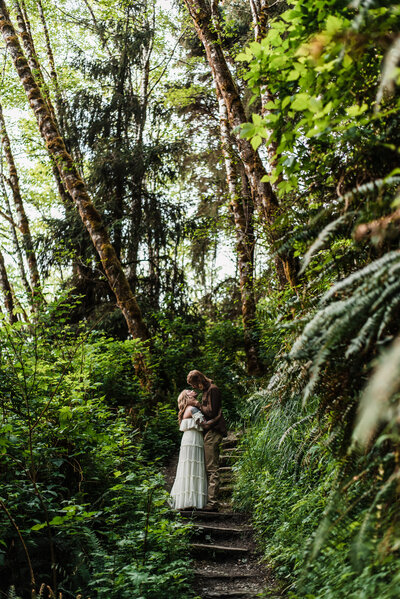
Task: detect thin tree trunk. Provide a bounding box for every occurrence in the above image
[36,0,59,95]
[0,101,42,296]
[182,0,278,223]
[249,0,281,179]
[0,1,149,340]
[249,0,298,287]
[0,248,17,323]
[127,15,153,289]
[182,0,297,287]
[0,499,36,598]
[217,88,262,375]
[15,0,56,122]
[36,0,85,175]
[0,171,32,297]
[17,0,77,205]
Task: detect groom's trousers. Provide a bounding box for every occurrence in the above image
[204,429,223,506]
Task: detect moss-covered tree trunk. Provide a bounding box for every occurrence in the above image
[0,101,42,297]
[0,249,17,323]
[0,176,32,298]
[183,0,277,220]
[0,1,149,341]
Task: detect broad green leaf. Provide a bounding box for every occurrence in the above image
[251,135,262,150]
[291,93,310,111]
[345,103,368,117]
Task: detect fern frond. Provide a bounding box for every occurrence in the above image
[290,300,348,359]
[377,294,400,340]
[370,274,400,313]
[299,213,355,275]
[345,307,386,359]
[352,469,400,564]
[322,250,400,304]
[353,335,400,446]
[278,412,316,448]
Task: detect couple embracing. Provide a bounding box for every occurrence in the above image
[170,370,227,511]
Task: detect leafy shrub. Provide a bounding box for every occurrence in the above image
[0,300,193,598]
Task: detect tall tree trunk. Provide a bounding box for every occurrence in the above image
[17,0,78,204]
[249,0,280,182]
[183,0,297,287]
[15,0,56,122]
[0,173,32,297]
[127,16,153,289]
[248,0,298,288]
[182,0,278,222]
[0,101,42,296]
[36,0,59,97]
[217,88,262,375]
[0,0,149,341]
[33,0,92,290]
[0,248,17,323]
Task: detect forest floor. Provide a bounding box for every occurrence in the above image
[164,432,285,599]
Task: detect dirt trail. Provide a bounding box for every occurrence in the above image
[165,432,283,598]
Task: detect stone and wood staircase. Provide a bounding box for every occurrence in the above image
[179,433,281,599]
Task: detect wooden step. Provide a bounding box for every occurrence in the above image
[192,524,251,540]
[219,484,234,496]
[197,590,261,599]
[190,542,249,558]
[194,570,253,579]
[194,524,248,534]
[221,438,239,449]
[220,474,234,484]
[180,509,250,526]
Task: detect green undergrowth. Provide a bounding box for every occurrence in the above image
[0,295,249,598]
[0,299,197,599]
[234,389,400,599]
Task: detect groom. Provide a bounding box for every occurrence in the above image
[186,370,227,511]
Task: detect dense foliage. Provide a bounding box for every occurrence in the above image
[0,293,248,597]
[0,0,400,597]
[233,1,400,598]
[0,299,189,598]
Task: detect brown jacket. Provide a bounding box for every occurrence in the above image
[200,383,227,437]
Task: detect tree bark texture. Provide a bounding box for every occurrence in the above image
[183,0,297,288]
[36,0,59,93]
[0,248,18,323]
[127,21,153,289]
[0,174,32,297]
[182,0,279,224]
[0,1,149,341]
[0,101,42,295]
[16,1,75,210]
[217,90,262,375]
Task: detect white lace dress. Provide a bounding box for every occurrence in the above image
[169,412,208,509]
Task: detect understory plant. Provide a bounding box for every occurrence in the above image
[234,1,400,596]
[0,298,192,599]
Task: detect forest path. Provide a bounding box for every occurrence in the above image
[167,432,283,599]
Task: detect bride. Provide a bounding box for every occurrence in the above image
[169,389,220,510]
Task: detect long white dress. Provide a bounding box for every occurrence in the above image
[169,411,208,509]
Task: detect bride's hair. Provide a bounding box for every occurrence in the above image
[177,389,191,424]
